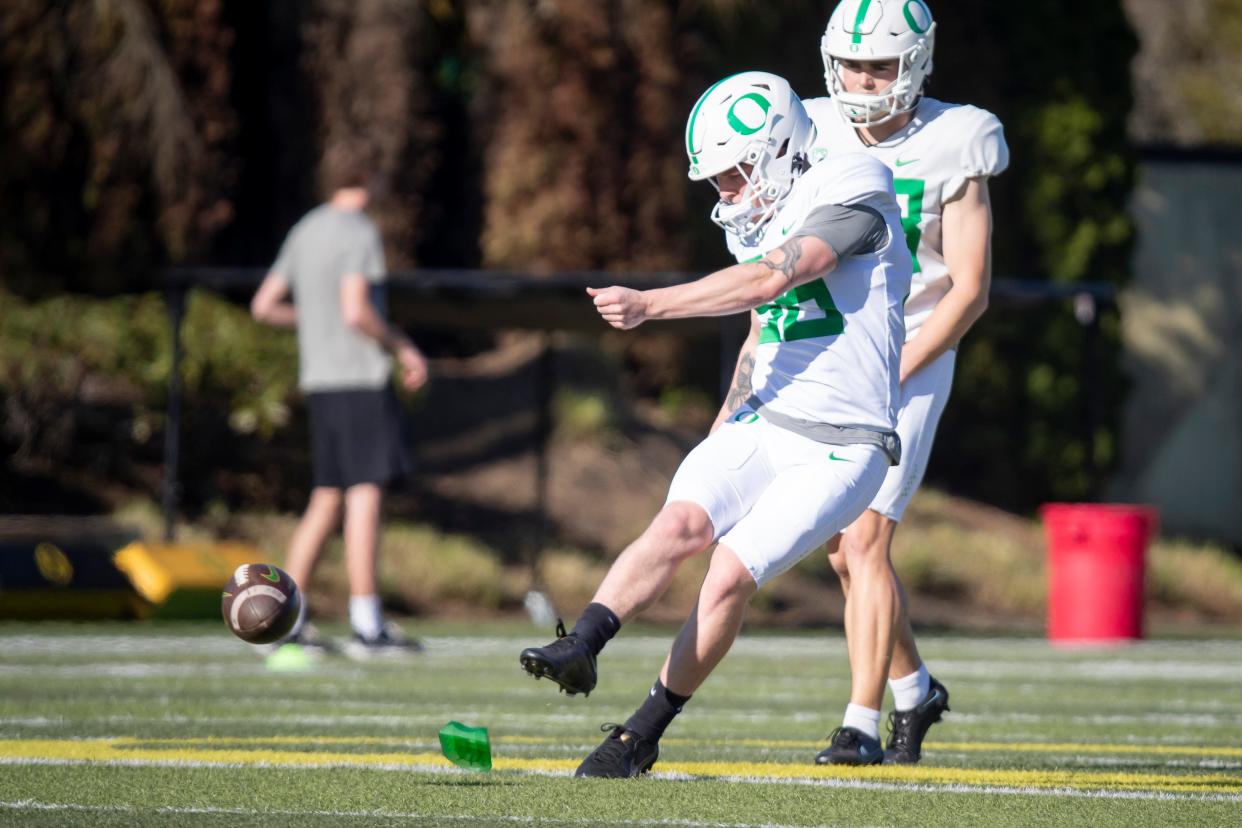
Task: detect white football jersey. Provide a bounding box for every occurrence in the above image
[725,153,911,432]
[803,97,1009,341]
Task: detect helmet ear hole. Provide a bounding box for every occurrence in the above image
[775,138,790,159]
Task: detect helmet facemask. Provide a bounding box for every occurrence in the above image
[707,138,807,242]
[823,32,934,127]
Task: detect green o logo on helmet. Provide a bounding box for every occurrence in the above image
[903,0,932,34]
[726,93,771,136]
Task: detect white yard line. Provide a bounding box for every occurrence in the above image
[0,800,861,828]
[703,773,1242,803]
[3,709,1240,741]
[947,711,1242,726]
[0,712,608,728]
[1,756,1239,804]
[2,633,1239,659]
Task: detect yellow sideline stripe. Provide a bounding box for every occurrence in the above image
[501,736,1242,760]
[928,741,1242,759]
[75,734,1242,760]
[1,739,1240,795]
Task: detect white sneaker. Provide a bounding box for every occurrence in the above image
[258,622,336,659]
[341,621,423,660]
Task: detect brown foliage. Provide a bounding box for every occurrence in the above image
[300,0,440,269]
[0,0,236,292]
[1125,0,1242,144]
[471,0,688,270]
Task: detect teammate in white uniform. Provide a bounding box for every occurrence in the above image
[517,71,912,777]
[776,0,1008,764]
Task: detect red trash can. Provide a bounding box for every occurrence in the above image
[1039,503,1158,644]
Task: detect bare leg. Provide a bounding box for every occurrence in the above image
[828,519,923,683]
[592,501,716,622]
[659,545,757,696]
[825,533,850,659]
[889,574,922,678]
[825,534,849,596]
[343,482,383,597]
[285,487,344,591]
[840,510,902,710]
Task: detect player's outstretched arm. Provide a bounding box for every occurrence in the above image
[586,235,839,330]
[898,177,993,383]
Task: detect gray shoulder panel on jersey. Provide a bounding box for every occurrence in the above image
[794,204,888,258]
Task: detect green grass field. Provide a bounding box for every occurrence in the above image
[1,621,1239,827]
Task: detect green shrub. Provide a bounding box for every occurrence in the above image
[380,523,506,609]
[0,286,299,438]
[536,549,610,614]
[552,388,616,438]
[1149,539,1242,619]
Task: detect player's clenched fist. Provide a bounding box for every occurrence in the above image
[587,286,650,330]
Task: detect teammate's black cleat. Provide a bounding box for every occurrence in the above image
[815,726,884,766]
[885,676,950,764]
[574,724,659,778]
[519,620,597,696]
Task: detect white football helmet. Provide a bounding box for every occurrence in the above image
[821,0,936,128]
[685,71,813,242]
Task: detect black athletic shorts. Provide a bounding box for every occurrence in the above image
[306,386,412,489]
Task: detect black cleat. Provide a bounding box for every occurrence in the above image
[815,726,884,766]
[341,621,424,661]
[885,676,950,765]
[574,724,659,778]
[519,620,597,696]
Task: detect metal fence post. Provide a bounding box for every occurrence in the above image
[161,281,186,542]
[522,331,558,624]
[1074,292,1101,478]
[534,332,553,556]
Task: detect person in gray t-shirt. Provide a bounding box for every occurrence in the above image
[251,144,428,659]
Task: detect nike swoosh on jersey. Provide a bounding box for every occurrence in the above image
[894,157,919,167]
[828,451,853,462]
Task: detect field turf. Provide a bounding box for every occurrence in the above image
[1,621,1239,826]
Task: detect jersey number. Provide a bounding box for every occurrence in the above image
[893,178,925,274]
[757,280,843,344]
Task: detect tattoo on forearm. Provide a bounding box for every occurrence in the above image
[724,351,756,411]
[760,238,803,285]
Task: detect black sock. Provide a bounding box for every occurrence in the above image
[570,602,621,656]
[623,679,691,742]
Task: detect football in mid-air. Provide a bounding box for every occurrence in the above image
[221,563,300,644]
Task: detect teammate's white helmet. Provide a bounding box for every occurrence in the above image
[685,71,814,242]
[821,0,936,128]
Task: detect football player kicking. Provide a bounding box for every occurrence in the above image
[778,0,1009,765]
[518,71,912,778]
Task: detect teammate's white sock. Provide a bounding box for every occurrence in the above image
[889,665,931,712]
[842,704,882,741]
[349,594,384,640]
